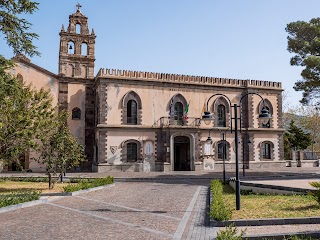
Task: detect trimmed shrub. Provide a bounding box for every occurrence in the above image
[210,179,232,221]
[0,191,40,208]
[63,176,114,192]
[0,177,49,182]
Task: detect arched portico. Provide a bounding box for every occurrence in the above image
[170,132,195,171]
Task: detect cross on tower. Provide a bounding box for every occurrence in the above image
[76,3,82,11]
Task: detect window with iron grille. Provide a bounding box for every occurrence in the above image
[127,100,137,124]
[217,104,226,127]
[127,142,138,161]
[174,102,183,124]
[218,142,227,159]
[262,143,271,159]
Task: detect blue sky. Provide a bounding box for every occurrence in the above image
[2,0,320,107]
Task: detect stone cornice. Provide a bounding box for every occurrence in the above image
[96,68,282,90]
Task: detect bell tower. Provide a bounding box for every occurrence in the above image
[59,4,96,79]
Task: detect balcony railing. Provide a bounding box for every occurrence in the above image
[156,117,201,127]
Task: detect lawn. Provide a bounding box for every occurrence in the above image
[0,181,72,194]
[223,185,320,219]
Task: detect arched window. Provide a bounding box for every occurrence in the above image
[217,142,227,160]
[174,102,184,125]
[122,91,142,125]
[72,107,81,120]
[81,43,87,56]
[262,142,271,159]
[68,41,75,54]
[217,104,226,127]
[127,100,137,124]
[76,24,81,34]
[213,97,230,127]
[127,142,138,162]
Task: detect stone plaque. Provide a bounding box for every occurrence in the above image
[145,141,153,156]
[204,143,211,156]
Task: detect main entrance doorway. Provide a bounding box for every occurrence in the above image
[174,136,190,171]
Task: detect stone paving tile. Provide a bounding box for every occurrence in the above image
[0,179,206,240]
[185,186,216,240]
[0,204,171,240]
[74,180,200,219]
[51,196,180,234]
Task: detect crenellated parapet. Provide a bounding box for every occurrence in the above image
[97,68,282,89]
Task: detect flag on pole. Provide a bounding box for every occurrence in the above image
[184,101,190,121]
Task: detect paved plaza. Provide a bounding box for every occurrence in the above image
[1,168,320,239]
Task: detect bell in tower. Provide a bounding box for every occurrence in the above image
[58,4,96,79]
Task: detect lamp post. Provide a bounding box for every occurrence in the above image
[202,93,272,210]
[242,136,251,177]
[206,128,229,184]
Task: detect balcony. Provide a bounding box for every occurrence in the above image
[157,117,201,127]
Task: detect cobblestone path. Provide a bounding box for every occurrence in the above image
[0,179,212,240]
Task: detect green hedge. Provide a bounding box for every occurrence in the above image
[0,177,49,182]
[210,180,232,221]
[63,176,114,192]
[0,191,40,208]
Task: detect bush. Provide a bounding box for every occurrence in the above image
[216,224,246,240]
[0,191,40,208]
[309,181,320,204]
[0,177,49,182]
[210,180,232,221]
[63,176,114,192]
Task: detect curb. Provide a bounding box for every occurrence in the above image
[40,183,115,197]
[212,216,320,227]
[0,198,49,214]
[0,183,115,213]
[240,181,316,194]
[244,230,320,240]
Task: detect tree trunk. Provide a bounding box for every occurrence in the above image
[47,171,53,189]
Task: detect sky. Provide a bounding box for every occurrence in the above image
[2,0,320,107]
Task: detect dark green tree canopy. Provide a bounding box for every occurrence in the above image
[284,120,312,150]
[0,0,39,58]
[286,18,320,104]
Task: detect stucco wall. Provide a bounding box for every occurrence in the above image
[104,130,156,164]
[68,83,86,145]
[11,62,59,107]
[253,133,280,161]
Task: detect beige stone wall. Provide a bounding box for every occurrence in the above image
[104,83,280,127]
[105,130,156,164]
[11,63,59,107]
[253,133,280,161]
[252,95,278,128]
[68,83,86,145]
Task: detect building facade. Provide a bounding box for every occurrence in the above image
[9,7,284,172]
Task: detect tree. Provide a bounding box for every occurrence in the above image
[0,66,55,168]
[284,120,312,152]
[295,105,320,154]
[36,111,85,188]
[286,18,320,105]
[0,0,39,58]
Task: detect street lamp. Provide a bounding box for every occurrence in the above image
[202,93,272,210]
[206,128,229,184]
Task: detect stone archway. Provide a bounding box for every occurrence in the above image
[170,132,195,171]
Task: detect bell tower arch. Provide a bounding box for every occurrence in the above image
[59,4,96,79]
